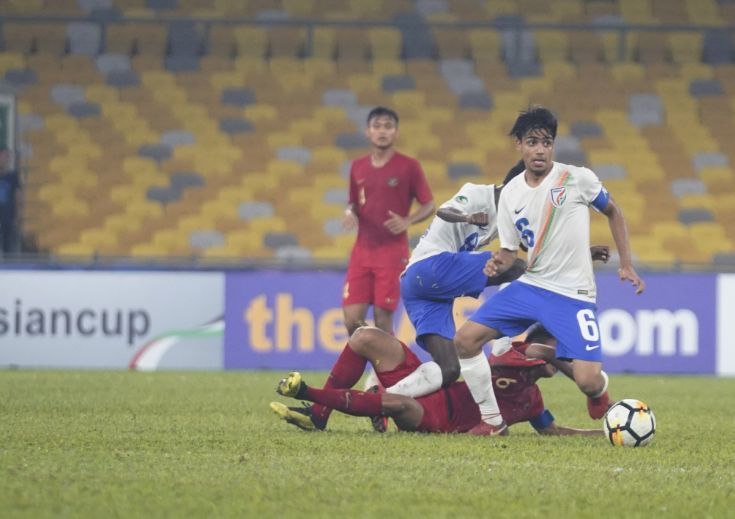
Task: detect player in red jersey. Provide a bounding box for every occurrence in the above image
[271,326,602,436]
[342,106,434,336]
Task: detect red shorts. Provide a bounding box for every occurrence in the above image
[415,382,482,433]
[375,342,423,388]
[342,263,403,311]
[375,344,482,433]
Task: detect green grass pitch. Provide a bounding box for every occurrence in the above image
[1,370,734,518]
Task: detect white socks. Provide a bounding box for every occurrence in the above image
[591,370,609,398]
[459,352,504,426]
[490,336,512,357]
[385,361,443,398]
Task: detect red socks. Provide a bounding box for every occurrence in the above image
[311,343,367,423]
[304,387,383,417]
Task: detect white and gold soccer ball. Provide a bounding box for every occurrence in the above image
[603,399,656,447]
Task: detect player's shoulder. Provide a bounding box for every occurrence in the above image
[446,182,493,205]
[557,161,597,179]
[459,182,494,194]
[352,154,371,166]
[499,174,525,197]
[393,151,422,168]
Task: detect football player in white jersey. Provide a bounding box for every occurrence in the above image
[377,163,526,436]
[454,106,645,434]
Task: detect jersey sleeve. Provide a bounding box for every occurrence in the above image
[410,159,434,204]
[577,167,610,211]
[439,183,478,212]
[497,187,520,251]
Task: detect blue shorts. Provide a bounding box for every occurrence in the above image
[469,281,603,362]
[401,251,491,348]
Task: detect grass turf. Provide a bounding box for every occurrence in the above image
[1,371,734,518]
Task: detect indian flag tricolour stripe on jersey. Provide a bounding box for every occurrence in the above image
[527,169,570,271]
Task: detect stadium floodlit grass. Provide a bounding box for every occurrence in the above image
[1,371,734,518]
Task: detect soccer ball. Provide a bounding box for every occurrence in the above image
[603,399,656,447]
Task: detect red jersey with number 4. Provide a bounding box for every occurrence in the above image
[349,152,433,267]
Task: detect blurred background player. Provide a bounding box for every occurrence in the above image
[271,326,602,437]
[455,106,646,430]
[341,106,434,336]
[0,148,20,255]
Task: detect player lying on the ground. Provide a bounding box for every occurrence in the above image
[271,326,602,436]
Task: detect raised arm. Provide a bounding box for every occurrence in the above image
[437,206,488,227]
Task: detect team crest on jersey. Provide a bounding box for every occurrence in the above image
[455,195,468,204]
[549,187,567,208]
[387,177,398,187]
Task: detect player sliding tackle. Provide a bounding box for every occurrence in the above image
[272,326,602,437]
[276,155,614,435]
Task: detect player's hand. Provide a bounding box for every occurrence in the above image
[343,210,358,231]
[466,211,488,227]
[384,210,409,234]
[618,264,645,295]
[590,245,610,263]
[483,255,504,277]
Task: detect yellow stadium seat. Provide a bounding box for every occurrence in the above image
[677,194,716,211]
[247,217,288,234]
[698,166,735,191]
[56,242,96,257]
[152,229,190,249]
[372,59,405,76]
[369,27,403,59]
[104,214,144,234]
[535,30,569,62]
[79,229,118,249]
[200,243,246,259]
[232,26,268,58]
[669,32,703,63]
[129,243,171,258]
[51,198,91,219]
[125,200,164,219]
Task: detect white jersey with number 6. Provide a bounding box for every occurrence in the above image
[497,162,608,302]
[406,183,498,269]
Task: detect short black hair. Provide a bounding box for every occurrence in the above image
[367,106,399,126]
[500,159,525,187]
[509,106,557,141]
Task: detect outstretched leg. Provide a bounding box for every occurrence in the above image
[276,372,425,431]
[278,326,411,431]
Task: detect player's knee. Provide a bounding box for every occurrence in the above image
[348,326,383,354]
[344,319,363,336]
[454,329,481,357]
[575,373,604,396]
[440,361,460,386]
